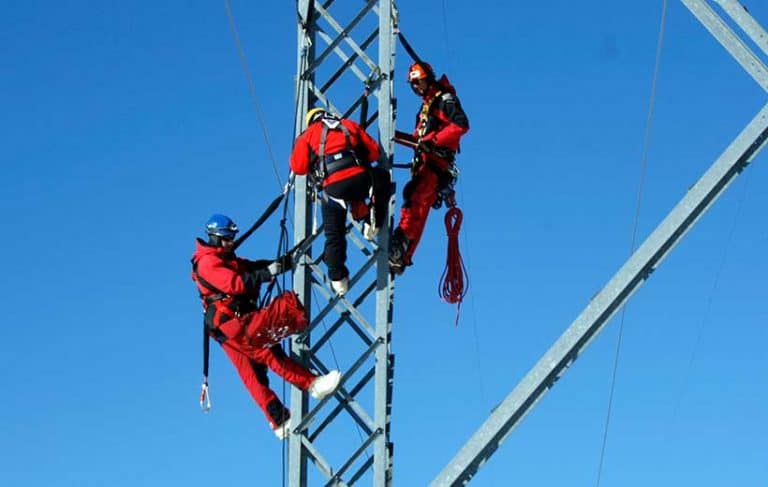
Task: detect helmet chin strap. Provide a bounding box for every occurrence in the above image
[208,235,224,247]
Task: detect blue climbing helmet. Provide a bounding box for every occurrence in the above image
[205,214,238,238]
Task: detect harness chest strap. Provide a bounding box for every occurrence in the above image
[417,89,443,138]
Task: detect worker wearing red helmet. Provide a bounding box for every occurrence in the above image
[191,214,341,439]
[389,62,470,274]
[290,108,391,295]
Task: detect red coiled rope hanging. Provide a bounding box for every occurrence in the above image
[439,206,469,326]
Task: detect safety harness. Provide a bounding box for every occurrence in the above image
[312,116,363,184]
[192,257,265,413]
[392,32,470,319]
[194,188,291,413]
[191,261,253,343]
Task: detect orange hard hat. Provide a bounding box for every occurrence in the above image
[407,62,434,83]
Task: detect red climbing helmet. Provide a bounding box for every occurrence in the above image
[407,62,434,83]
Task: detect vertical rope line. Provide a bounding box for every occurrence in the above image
[223,0,284,190]
[595,2,668,485]
[437,0,490,412]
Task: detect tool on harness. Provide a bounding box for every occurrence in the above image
[393,130,456,160]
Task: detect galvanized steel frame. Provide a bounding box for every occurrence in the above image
[431,1,768,485]
[290,1,397,486]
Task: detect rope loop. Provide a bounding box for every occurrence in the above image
[439,207,469,325]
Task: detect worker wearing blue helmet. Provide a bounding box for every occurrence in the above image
[192,214,341,439]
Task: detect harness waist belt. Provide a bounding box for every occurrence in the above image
[324,151,359,174]
[425,146,456,161]
[204,293,228,305]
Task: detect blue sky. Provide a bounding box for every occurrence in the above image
[2,1,767,486]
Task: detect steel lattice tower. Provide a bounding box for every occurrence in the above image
[288,1,397,485]
[429,1,768,484]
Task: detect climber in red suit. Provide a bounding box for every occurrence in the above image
[191,214,341,439]
[290,108,391,295]
[390,62,469,274]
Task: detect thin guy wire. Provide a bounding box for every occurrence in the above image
[595,2,668,486]
[438,0,491,412]
[671,176,749,423]
[223,0,284,190]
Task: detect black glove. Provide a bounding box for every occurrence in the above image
[277,253,294,271]
[418,139,438,154]
[245,259,272,271]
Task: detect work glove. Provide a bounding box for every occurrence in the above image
[267,260,282,276]
[267,254,294,276]
[418,139,438,154]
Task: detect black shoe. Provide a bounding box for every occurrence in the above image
[389,259,405,276]
[389,230,410,275]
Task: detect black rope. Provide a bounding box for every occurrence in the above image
[360,84,370,129]
[233,191,287,251]
[397,32,424,64]
[202,323,210,380]
[258,189,293,309]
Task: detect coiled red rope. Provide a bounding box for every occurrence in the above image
[439,206,469,326]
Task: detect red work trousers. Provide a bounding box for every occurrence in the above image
[213,291,315,429]
[397,162,441,264]
[221,341,315,428]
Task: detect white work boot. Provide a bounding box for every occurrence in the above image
[331,277,349,296]
[362,222,379,241]
[310,370,341,400]
[273,418,291,440]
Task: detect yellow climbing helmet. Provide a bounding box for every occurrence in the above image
[305,107,327,127]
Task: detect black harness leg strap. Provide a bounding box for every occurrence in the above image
[200,310,212,412]
[203,323,210,380]
[192,261,239,407]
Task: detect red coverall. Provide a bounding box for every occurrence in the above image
[290,115,391,280]
[191,238,315,429]
[395,75,469,266]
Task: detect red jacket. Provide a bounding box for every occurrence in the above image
[191,239,274,325]
[290,117,381,186]
[414,75,469,154]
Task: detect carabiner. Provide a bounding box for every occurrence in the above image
[199,381,212,413]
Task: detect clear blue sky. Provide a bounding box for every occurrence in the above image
[3,1,767,486]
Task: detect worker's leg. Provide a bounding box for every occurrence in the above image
[394,167,439,265]
[221,342,289,429]
[370,167,392,228]
[320,197,349,281]
[323,174,370,280]
[251,344,316,392]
